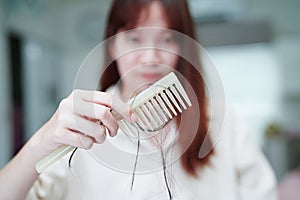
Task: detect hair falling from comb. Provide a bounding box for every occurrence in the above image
[130,130,140,191]
[125,85,173,198]
[152,124,175,200]
[160,146,173,199]
[129,129,173,200]
[68,147,78,168]
[67,133,175,200]
[67,130,173,200]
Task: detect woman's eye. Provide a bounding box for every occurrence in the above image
[128,36,140,43]
[161,35,175,44]
[163,37,172,43]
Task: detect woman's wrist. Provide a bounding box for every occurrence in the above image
[27,122,59,161]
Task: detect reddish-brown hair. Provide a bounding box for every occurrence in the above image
[100,0,213,176]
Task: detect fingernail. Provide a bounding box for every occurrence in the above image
[130,113,137,122]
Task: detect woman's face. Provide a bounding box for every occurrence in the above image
[109,1,179,99]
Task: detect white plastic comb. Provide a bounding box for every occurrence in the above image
[35,72,191,173]
[117,72,192,137]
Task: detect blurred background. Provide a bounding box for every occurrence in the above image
[0,0,299,196]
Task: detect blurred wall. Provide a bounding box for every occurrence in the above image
[245,0,300,129]
[5,0,109,142]
[0,0,11,168]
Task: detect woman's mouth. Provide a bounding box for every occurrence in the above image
[140,73,161,81]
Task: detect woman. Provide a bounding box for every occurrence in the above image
[0,0,277,199]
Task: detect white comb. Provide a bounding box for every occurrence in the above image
[116,72,191,137]
[35,72,191,173]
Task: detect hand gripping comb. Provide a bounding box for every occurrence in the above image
[35,72,191,173]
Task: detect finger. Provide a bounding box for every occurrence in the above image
[60,129,94,149]
[72,89,113,107]
[98,124,107,143]
[73,100,119,136]
[63,114,108,143]
[72,90,135,122]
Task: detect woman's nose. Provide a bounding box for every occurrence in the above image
[139,48,161,64]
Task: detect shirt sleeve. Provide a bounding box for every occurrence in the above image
[232,113,279,200]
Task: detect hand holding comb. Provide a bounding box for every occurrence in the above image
[35,72,192,173]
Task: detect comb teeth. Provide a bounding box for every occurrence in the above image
[118,72,192,136]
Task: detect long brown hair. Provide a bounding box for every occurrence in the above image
[100,0,213,176]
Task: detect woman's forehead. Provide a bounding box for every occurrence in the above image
[125,28,174,35]
[132,1,170,28]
